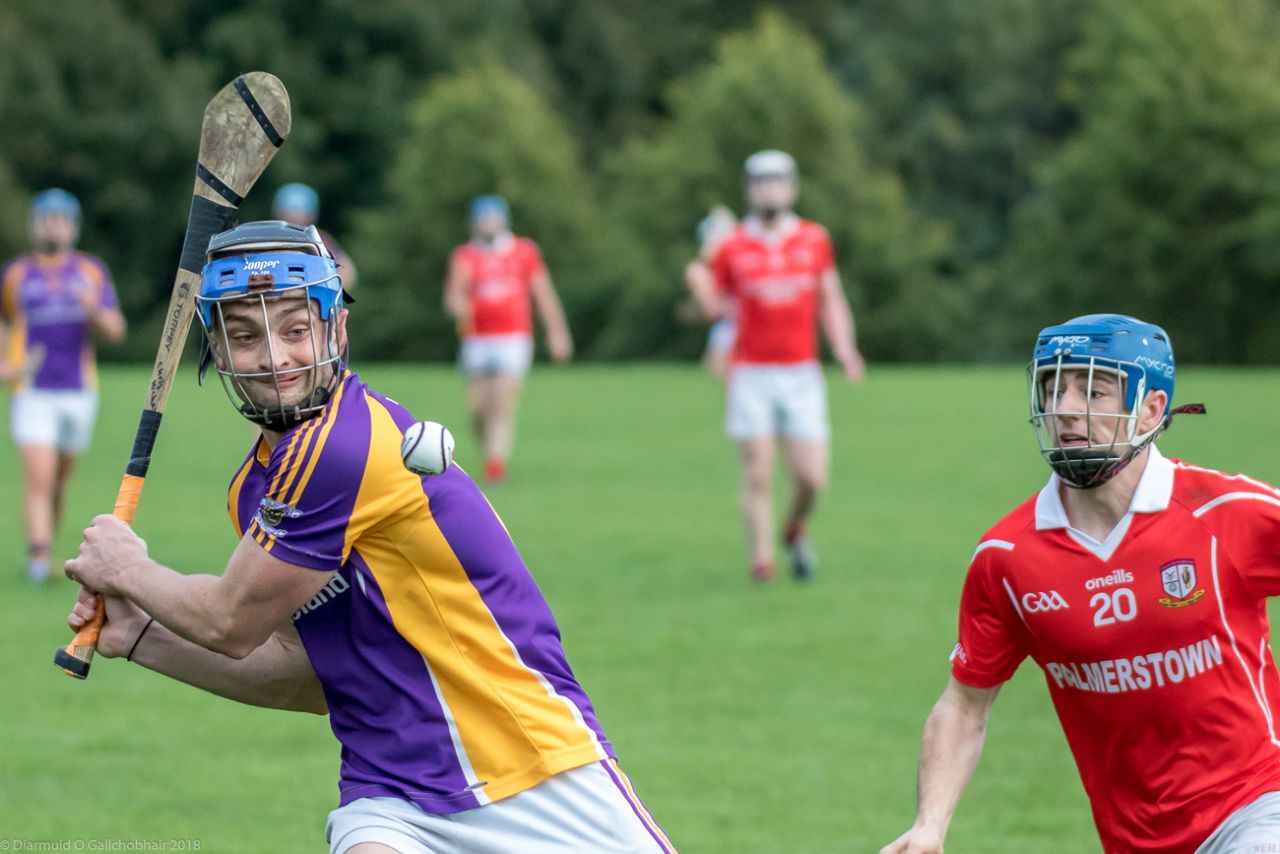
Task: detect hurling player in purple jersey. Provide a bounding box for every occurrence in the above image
[1,189,125,582]
[64,221,674,854]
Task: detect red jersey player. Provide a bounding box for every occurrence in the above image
[444,195,572,483]
[710,151,864,582]
[882,314,1280,854]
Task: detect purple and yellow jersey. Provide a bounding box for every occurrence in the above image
[1,251,118,391]
[226,372,613,813]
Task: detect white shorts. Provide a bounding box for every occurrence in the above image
[460,334,533,378]
[1196,790,1280,853]
[10,388,99,453]
[326,760,675,854]
[725,362,829,441]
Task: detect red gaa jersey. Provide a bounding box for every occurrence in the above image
[711,215,835,365]
[952,447,1280,853]
[451,234,545,337]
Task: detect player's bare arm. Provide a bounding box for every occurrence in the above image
[67,587,326,714]
[65,514,337,659]
[683,258,726,321]
[881,678,1001,854]
[531,269,573,363]
[818,269,863,382]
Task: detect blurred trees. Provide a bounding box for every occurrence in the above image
[3,0,1280,363]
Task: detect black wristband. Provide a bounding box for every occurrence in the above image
[126,617,156,662]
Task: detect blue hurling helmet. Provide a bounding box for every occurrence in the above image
[30,188,82,224]
[1028,314,1201,489]
[197,221,345,431]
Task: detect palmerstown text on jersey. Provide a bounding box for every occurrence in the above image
[1044,636,1223,694]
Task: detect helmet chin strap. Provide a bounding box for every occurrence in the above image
[1053,403,1207,490]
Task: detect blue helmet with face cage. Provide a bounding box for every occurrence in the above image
[196,221,346,431]
[1028,314,1201,489]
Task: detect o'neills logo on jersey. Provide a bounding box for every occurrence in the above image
[1158,559,1206,608]
[292,574,350,622]
[1085,569,1134,590]
[1045,636,1223,694]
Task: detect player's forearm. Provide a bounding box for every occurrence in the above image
[115,561,264,658]
[94,308,127,343]
[130,622,327,714]
[533,282,570,340]
[684,261,722,319]
[912,690,991,836]
[820,288,858,361]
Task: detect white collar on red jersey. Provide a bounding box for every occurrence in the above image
[743,213,800,243]
[1034,446,1173,561]
[471,231,515,253]
[1035,445,1174,532]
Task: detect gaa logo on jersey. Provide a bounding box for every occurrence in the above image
[1157,559,1206,608]
[256,496,301,537]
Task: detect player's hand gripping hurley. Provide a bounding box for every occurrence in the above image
[54,72,292,678]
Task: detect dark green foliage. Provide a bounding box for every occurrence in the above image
[4,0,1280,363]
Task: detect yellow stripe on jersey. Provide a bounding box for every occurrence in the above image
[261,376,348,554]
[283,376,348,508]
[226,439,265,539]
[353,398,605,802]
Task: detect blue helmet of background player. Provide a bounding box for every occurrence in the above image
[469,195,510,224]
[273,183,319,220]
[1028,313,1201,489]
[196,220,345,431]
[30,188,82,225]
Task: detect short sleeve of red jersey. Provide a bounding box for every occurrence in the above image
[520,239,546,280]
[810,224,835,274]
[710,241,734,295]
[951,541,1030,688]
[1203,487,1280,599]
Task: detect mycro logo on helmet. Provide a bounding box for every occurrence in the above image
[1135,356,1174,378]
[244,259,279,271]
[1047,335,1091,346]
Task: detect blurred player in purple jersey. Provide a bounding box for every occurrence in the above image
[274,182,360,290]
[1,190,126,582]
[64,221,674,854]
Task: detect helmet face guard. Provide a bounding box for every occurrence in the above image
[196,222,345,432]
[1028,355,1156,489]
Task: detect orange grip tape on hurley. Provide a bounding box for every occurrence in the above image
[55,473,147,679]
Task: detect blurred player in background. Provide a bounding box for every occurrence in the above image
[683,205,738,380]
[444,195,572,484]
[65,221,674,854]
[1,189,125,582]
[710,151,864,583]
[882,314,1280,854]
[273,182,359,289]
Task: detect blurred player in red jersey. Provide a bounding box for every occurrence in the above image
[683,205,737,380]
[1,190,126,582]
[273,183,359,290]
[444,195,572,484]
[710,151,864,582]
[883,314,1280,854]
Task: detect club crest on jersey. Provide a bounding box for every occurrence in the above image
[256,496,301,537]
[1158,559,1206,608]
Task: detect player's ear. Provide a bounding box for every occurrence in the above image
[1141,389,1168,432]
[333,308,349,356]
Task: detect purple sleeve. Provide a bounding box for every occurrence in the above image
[249,399,373,571]
[88,256,119,310]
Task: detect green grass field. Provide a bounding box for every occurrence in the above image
[2,363,1274,852]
